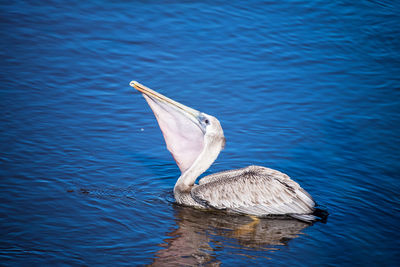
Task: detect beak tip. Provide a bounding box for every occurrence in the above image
[130,80,138,88]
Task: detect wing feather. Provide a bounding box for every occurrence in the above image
[192,166,315,216]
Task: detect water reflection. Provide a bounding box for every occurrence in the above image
[150,206,311,266]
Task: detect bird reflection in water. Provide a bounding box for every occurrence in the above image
[150,205,311,266]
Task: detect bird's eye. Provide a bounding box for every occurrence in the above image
[205,119,209,124]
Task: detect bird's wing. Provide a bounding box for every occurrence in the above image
[198,165,290,185]
[192,166,315,216]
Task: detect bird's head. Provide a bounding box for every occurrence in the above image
[130,81,225,176]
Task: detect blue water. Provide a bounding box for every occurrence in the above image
[1,1,400,266]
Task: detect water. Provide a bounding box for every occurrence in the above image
[1,1,399,266]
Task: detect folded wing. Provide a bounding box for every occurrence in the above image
[192,166,315,216]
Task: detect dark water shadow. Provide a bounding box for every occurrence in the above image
[150,205,312,266]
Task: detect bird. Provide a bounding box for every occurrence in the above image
[131,81,322,222]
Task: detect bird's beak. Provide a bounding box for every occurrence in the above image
[130,81,202,125]
[130,81,208,173]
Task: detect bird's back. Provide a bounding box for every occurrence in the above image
[192,166,316,220]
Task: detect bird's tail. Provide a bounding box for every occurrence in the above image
[290,208,329,223]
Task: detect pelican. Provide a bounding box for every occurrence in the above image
[131,81,321,222]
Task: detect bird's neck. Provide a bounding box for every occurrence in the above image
[174,137,221,198]
[175,165,203,190]
[173,170,200,205]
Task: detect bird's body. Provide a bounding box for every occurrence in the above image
[189,166,314,215]
[131,81,319,222]
[175,165,315,221]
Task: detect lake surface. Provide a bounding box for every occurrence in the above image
[1,1,399,266]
